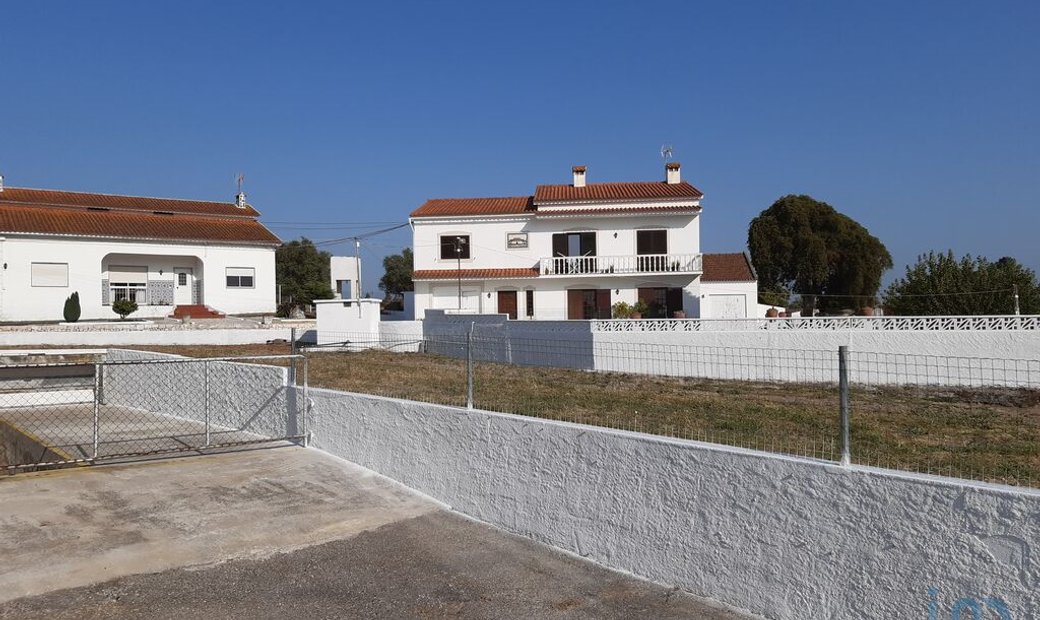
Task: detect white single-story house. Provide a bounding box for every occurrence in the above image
[0,180,280,322]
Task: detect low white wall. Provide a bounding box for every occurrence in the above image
[308,389,1039,620]
[421,314,1040,387]
[0,328,295,347]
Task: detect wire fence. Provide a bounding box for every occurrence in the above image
[306,329,1040,489]
[1,354,307,473]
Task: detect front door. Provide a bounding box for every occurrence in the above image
[497,290,517,320]
[174,268,194,305]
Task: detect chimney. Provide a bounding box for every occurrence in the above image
[572,165,587,188]
[666,162,681,185]
[0,174,4,192]
[235,191,246,208]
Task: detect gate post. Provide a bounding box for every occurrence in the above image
[92,362,101,460]
[839,346,851,466]
[466,322,474,409]
[204,360,211,447]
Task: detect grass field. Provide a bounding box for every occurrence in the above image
[132,343,1040,488]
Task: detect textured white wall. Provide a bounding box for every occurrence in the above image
[0,328,297,347]
[419,315,1040,387]
[307,389,1040,620]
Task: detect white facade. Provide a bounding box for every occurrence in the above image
[329,256,361,299]
[411,164,713,321]
[699,280,758,319]
[0,235,276,321]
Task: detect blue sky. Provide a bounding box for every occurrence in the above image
[2,1,1037,292]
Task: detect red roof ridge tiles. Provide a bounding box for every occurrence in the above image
[413,267,539,280]
[534,180,703,204]
[410,196,534,218]
[702,252,757,282]
[0,186,261,218]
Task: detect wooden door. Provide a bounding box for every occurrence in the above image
[497,290,518,320]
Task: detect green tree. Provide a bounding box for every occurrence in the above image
[379,248,414,298]
[111,299,138,320]
[276,238,335,316]
[883,251,1039,315]
[63,292,81,323]
[748,194,892,315]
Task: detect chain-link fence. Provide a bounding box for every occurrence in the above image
[1,354,307,473]
[306,329,1040,489]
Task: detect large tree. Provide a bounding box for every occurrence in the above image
[883,251,1038,315]
[748,194,892,314]
[275,238,334,315]
[379,248,414,298]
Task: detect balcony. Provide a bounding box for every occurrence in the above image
[538,253,703,277]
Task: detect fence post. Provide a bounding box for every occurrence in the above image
[466,322,474,409]
[839,345,851,466]
[92,362,101,460]
[204,360,211,447]
[302,356,310,446]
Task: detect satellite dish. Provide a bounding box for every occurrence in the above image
[660,145,674,160]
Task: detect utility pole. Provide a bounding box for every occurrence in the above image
[1014,284,1020,316]
[456,236,464,311]
[354,237,363,317]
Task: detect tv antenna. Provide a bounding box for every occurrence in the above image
[236,173,246,194]
[660,144,674,161]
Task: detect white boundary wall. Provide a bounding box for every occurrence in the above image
[308,389,1039,620]
[0,328,296,347]
[420,313,1040,387]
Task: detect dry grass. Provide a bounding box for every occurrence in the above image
[116,344,1040,487]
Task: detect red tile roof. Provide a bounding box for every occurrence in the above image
[413,267,539,280]
[534,181,703,204]
[702,252,757,282]
[536,206,700,217]
[0,187,262,218]
[0,188,280,245]
[410,196,534,218]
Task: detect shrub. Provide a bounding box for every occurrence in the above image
[63,292,81,323]
[633,300,650,316]
[611,301,633,319]
[111,299,138,320]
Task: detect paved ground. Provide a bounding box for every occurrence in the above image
[0,447,751,619]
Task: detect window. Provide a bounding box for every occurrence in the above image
[108,265,147,304]
[550,232,597,274]
[636,230,669,271]
[525,290,535,318]
[567,289,611,320]
[638,287,684,318]
[31,263,69,287]
[440,235,470,260]
[178,272,188,286]
[226,267,255,288]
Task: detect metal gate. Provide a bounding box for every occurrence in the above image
[0,354,308,473]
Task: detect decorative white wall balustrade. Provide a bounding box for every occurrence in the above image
[591,315,1040,332]
[538,253,702,277]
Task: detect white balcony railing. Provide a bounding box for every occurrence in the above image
[538,253,702,277]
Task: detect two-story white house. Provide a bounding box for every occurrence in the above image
[410,163,752,320]
[0,180,280,322]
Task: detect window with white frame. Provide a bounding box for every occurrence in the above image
[226,267,255,288]
[31,262,69,287]
[108,265,148,303]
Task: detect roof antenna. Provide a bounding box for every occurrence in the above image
[660,144,674,161]
[235,173,246,208]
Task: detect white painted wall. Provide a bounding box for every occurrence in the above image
[314,298,382,346]
[411,211,702,319]
[0,235,276,321]
[420,314,1040,388]
[700,280,758,319]
[0,328,297,347]
[308,389,1040,620]
[329,256,361,299]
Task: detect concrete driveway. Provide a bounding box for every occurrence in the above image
[0,447,751,619]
